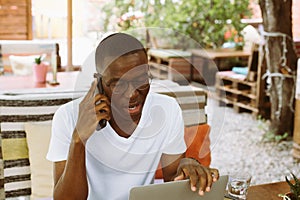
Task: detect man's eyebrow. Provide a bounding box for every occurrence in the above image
[105,70,148,84]
[109,74,145,82]
[105,77,120,85]
[134,73,148,79]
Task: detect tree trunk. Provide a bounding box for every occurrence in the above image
[259,0,298,135]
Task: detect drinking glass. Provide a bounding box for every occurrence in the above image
[227,171,252,200]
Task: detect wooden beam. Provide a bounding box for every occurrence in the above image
[66,0,73,71]
[27,0,32,39]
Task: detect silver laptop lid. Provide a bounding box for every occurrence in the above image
[129,175,228,200]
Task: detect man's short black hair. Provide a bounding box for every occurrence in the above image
[95,32,147,73]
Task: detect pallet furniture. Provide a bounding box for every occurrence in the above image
[215,71,260,115]
[147,49,194,83]
[190,48,251,85]
[215,40,300,117]
[214,44,269,117]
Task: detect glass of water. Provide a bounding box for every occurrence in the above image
[227,171,252,200]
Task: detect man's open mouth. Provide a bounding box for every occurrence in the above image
[128,102,142,115]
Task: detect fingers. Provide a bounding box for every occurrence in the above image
[95,106,111,121]
[83,78,98,101]
[177,158,219,196]
[173,172,185,181]
[196,167,210,195]
[185,166,206,195]
[94,93,110,106]
[196,168,219,195]
[210,168,220,182]
[174,168,198,192]
[96,112,111,122]
[188,168,198,192]
[94,93,111,122]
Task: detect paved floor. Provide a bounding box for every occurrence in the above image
[206,95,300,186]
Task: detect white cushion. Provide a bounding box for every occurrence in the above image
[25,121,54,200]
[9,54,43,75]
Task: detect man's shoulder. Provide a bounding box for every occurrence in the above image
[150,91,176,101]
[150,91,178,105]
[56,96,83,113]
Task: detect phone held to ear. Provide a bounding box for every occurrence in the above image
[94,73,107,131]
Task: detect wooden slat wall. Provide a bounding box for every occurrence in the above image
[0,0,32,40]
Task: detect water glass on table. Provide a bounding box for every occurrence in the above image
[227,171,252,200]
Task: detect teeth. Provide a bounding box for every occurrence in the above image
[129,105,137,110]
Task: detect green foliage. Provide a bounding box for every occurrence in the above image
[34,56,42,65]
[101,0,251,49]
[262,131,289,143]
[257,115,289,143]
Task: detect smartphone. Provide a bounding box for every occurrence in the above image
[94,73,107,130]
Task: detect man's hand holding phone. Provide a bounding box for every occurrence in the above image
[94,73,108,130]
[74,77,111,144]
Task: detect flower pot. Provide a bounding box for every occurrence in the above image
[32,62,48,83]
[281,192,296,200]
[235,42,244,51]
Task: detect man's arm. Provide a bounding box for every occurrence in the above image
[161,153,184,182]
[51,79,111,199]
[53,131,88,200]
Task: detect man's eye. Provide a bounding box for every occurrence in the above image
[136,76,148,82]
[114,81,125,87]
[137,80,147,84]
[110,82,118,87]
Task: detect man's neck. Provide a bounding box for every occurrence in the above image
[109,119,139,138]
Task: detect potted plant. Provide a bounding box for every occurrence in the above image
[279,173,300,200]
[32,55,48,83]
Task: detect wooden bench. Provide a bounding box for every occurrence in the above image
[0,40,61,75]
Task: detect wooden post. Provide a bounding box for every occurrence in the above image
[66,0,73,71]
[259,0,298,135]
[27,0,32,40]
[293,59,300,159]
[293,99,300,159]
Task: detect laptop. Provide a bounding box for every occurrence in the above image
[129,175,228,200]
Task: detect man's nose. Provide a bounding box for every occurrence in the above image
[123,82,139,98]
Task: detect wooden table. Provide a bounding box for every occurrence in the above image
[225,181,289,200]
[189,48,251,85]
[190,48,251,66]
[0,71,79,90]
[247,181,289,200]
[191,48,250,59]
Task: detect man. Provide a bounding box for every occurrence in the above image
[47,32,219,199]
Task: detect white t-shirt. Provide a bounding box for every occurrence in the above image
[47,92,186,200]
